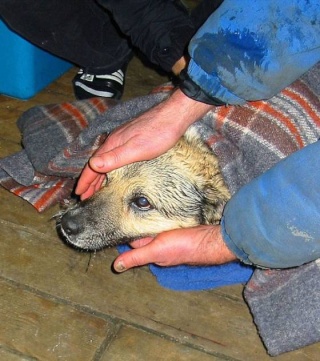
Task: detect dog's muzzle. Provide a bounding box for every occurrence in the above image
[60,211,83,238]
[56,209,83,247]
[55,201,123,251]
[55,201,98,250]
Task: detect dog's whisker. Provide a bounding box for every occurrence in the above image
[51,210,66,221]
[85,253,92,273]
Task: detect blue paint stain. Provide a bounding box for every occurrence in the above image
[193,28,267,76]
[187,0,320,103]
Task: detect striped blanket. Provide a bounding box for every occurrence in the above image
[0,64,319,355]
[0,69,319,211]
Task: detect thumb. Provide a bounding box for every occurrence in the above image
[89,143,148,174]
[89,148,122,173]
[113,240,159,273]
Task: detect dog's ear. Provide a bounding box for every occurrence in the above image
[200,185,230,224]
[185,128,230,224]
[181,127,231,224]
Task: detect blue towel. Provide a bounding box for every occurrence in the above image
[117,244,253,291]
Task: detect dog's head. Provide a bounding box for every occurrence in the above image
[56,127,230,251]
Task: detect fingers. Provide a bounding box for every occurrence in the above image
[75,164,106,199]
[76,131,151,198]
[76,133,166,198]
[129,237,154,248]
[113,238,163,273]
[79,174,105,200]
[113,226,238,273]
[112,229,192,273]
[90,142,148,173]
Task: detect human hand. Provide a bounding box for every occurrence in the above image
[113,225,237,273]
[75,89,214,200]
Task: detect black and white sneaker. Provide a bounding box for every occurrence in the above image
[72,68,125,100]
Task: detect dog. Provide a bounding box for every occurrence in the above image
[56,127,230,251]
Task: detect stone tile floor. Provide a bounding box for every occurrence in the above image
[0,57,319,361]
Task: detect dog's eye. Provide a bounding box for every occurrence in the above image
[132,196,153,211]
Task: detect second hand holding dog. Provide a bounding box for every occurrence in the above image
[75,89,236,271]
[113,225,237,273]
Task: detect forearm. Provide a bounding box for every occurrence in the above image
[185,0,320,105]
[221,141,320,268]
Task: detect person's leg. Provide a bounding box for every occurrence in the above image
[97,0,224,77]
[0,0,132,70]
[171,0,225,75]
[98,0,195,73]
[0,0,224,99]
[0,0,133,99]
[74,0,224,99]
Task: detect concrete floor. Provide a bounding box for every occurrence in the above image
[0,57,319,361]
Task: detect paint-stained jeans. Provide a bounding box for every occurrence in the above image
[187,0,320,104]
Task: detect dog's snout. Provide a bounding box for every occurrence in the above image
[61,212,83,236]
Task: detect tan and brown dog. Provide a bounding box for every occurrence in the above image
[56,127,230,251]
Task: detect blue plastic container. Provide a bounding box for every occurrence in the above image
[0,20,72,99]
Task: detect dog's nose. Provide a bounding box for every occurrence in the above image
[61,213,82,236]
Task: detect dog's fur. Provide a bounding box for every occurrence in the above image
[56,127,230,251]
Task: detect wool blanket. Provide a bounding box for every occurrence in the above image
[0,64,319,355]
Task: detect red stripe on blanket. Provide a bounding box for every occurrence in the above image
[88,97,110,113]
[282,88,320,127]
[150,83,175,94]
[215,106,234,131]
[33,180,65,210]
[250,101,304,148]
[62,103,89,129]
[12,186,29,197]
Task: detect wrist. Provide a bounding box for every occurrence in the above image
[163,88,215,132]
[179,69,226,106]
[208,225,237,264]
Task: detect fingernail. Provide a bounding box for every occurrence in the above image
[93,158,104,168]
[90,156,104,169]
[114,260,126,273]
